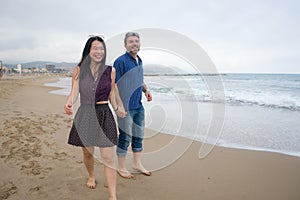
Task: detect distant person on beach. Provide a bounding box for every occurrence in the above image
[64,35,126,200]
[0,62,3,79]
[114,32,152,178]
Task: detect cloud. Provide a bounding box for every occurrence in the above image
[0,0,299,73]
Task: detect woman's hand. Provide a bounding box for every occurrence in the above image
[115,106,127,118]
[64,103,73,115]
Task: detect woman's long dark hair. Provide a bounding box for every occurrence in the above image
[78,36,107,79]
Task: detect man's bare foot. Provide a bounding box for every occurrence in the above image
[86,177,96,189]
[132,163,152,176]
[117,169,134,179]
[109,197,117,200]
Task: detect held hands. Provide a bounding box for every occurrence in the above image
[115,105,127,118]
[64,103,73,115]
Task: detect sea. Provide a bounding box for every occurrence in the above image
[45,73,300,157]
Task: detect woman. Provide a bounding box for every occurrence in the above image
[64,36,126,200]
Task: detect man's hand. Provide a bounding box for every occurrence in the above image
[145,91,152,102]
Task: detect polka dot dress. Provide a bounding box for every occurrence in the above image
[68,104,118,147]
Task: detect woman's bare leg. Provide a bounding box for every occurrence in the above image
[82,147,96,189]
[100,146,117,200]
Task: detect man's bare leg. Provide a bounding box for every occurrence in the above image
[132,152,151,176]
[117,156,134,178]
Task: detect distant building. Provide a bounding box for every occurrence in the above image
[17,64,22,74]
[40,68,48,73]
[46,64,55,72]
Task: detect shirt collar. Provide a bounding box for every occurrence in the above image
[125,51,141,62]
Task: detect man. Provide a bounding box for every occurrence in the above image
[114,32,152,178]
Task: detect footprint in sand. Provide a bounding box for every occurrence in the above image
[55,151,68,159]
[12,111,22,116]
[20,160,53,177]
[0,112,69,181]
[29,186,41,192]
[28,186,48,198]
[43,151,68,161]
[0,182,17,200]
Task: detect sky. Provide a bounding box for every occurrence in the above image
[0,0,299,73]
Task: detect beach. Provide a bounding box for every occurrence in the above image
[1,75,300,200]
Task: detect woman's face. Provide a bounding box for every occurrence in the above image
[89,40,105,64]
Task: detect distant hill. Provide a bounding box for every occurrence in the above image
[2,61,220,76]
[3,62,194,74]
[3,61,77,70]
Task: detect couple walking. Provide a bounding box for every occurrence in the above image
[64,32,152,200]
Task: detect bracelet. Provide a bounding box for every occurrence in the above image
[114,106,118,112]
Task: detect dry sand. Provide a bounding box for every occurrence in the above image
[0,75,300,200]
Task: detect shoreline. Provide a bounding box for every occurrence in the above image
[144,130,300,159]
[1,75,300,199]
[43,77,300,159]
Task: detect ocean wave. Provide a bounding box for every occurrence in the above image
[225,98,300,111]
[46,75,300,112]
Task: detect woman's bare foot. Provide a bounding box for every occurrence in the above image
[117,169,134,179]
[86,177,96,189]
[132,163,152,176]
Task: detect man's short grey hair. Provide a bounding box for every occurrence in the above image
[124,32,140,44]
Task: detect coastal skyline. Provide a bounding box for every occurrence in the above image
[0,0,299,73]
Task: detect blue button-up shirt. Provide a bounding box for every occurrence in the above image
[114,52,144,111]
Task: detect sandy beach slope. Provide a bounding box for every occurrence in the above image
[0,75,300,200]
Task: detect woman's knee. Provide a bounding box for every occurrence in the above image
[100,148,116,167]
[82,147,94,158]
[102,155,115,166]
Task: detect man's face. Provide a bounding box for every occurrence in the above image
[125,36,140,55]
